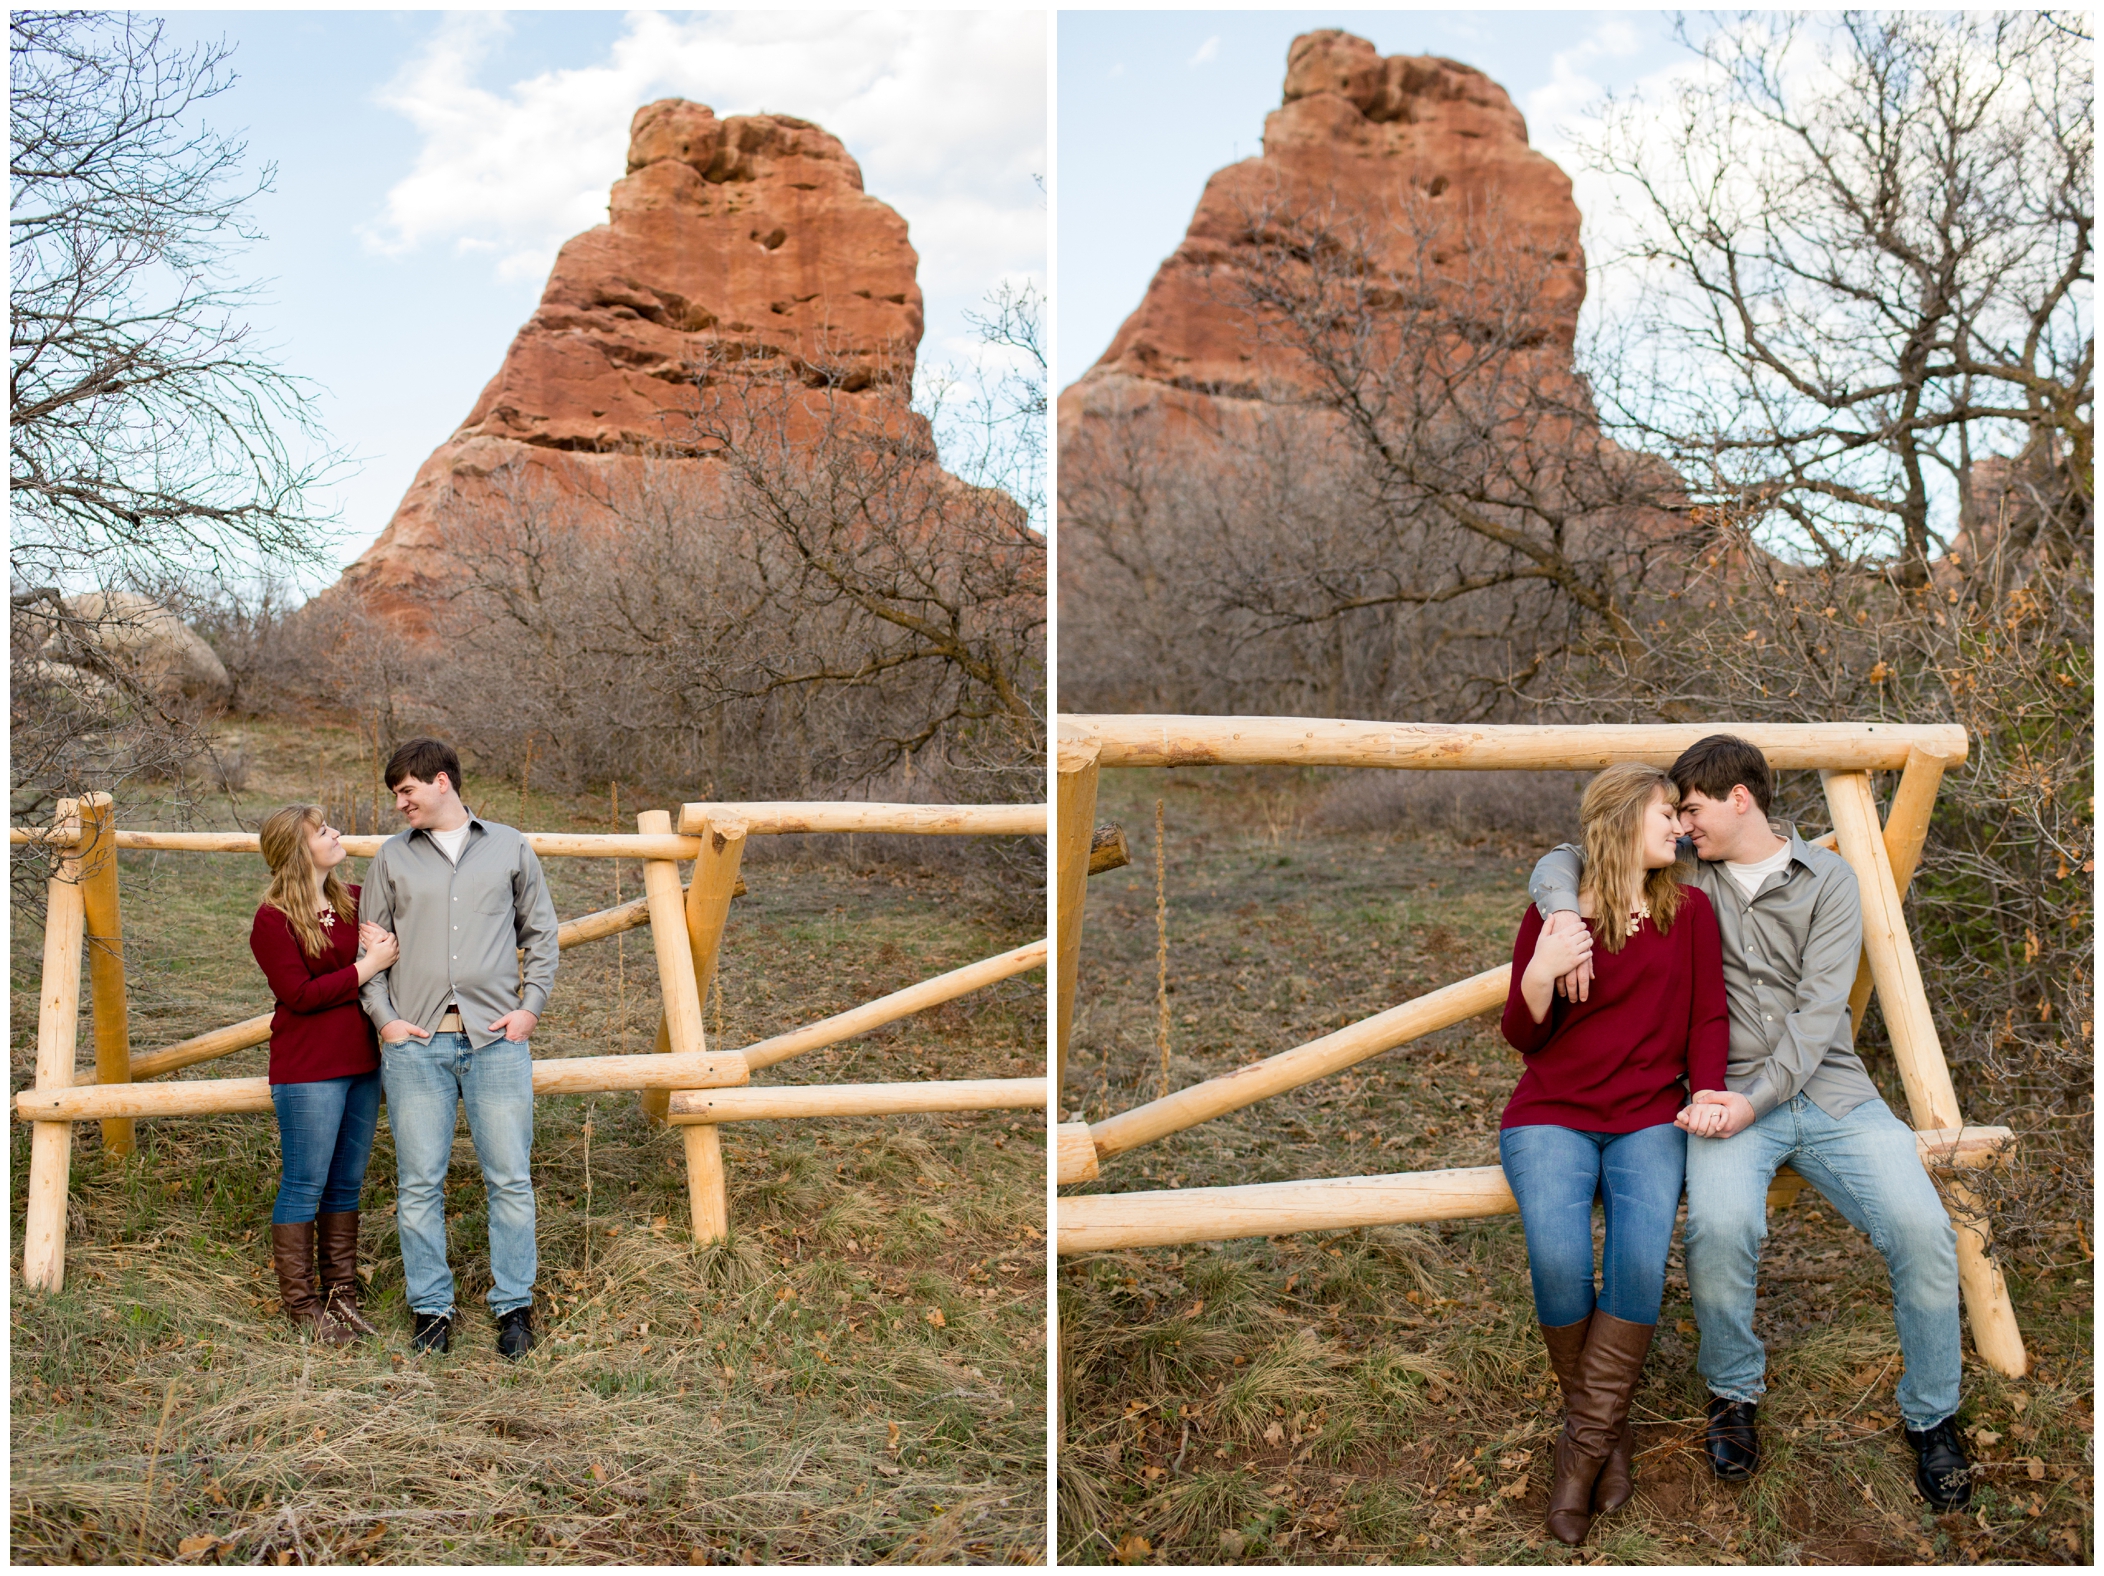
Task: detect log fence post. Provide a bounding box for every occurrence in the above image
[1054,739,1101,1096]
[24,800,88,1290]
[1846,746,1950,1034]
[1823,768,2027,1377]
[642,813,746,1124]
[79,792,133,1157]
[638,808,728,1245]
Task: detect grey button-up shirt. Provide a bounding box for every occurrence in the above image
[1529,824,1880,1121]
[358,814,559,1051]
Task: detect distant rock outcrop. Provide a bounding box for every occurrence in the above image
[1060,28,1585,436]
[338,101,926,619]
[30,591,232,702]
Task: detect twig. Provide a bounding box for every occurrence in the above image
[137,1377,178,1560]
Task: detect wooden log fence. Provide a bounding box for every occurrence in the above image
[1053,716,2028,1377]
[12,797,1048,1291]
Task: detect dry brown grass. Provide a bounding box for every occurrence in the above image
[1057,765,2092,1566]
[10,717,1047,1564]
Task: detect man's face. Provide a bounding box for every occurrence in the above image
[392,772,452,829]
[1678,786,1751,861]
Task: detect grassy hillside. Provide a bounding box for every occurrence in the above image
[1057,765,2091,1566]
[10,719,1047,1564]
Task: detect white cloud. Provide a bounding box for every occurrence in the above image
[1188,35,1220,68]
[363,11,1047,308]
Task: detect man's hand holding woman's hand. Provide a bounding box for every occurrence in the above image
[1677,1088,1755,1139]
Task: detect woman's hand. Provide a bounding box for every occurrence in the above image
[1520,920,1593,1024]
[355,925,399,985]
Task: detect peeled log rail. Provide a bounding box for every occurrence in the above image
[1087,966,1511,1162]
[738,940,1048,1072]
[667,1077,1046,1124]
[677,802,1047,837]
[120,883,730,1083]
[1057,1122,1100,1183]
[1057,717,1969,773]
[9,827,704,859]
[18,1047,751,1123]
[1058,1127,2017,1253]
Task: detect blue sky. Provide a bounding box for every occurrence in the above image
[144,11,1048,582]
[1055,10,1697,386]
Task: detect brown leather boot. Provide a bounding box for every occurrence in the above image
[271,1222,353,1347]
[1538,1315,1633,1509]
[1547,1312,1655,1545]
[315,1211,379,1338]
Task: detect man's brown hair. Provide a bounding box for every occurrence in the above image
[384,737,464,796]
[1669,734,1772,815]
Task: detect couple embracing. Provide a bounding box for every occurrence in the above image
[1495,734,1972,1545]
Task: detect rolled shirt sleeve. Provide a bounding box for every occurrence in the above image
[1528,843,1585,918]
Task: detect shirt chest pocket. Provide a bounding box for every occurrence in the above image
[459,870,516,922]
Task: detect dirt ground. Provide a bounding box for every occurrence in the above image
[10,719,1048,1563]
[1057,764,2092,1566]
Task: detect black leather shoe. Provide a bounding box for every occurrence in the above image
[1904,1416,1973,1510]
[496,1306,535,1360]
[1704,1396,1760,1480]
[411,1310,452,1354]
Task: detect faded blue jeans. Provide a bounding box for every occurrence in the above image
[380,1032,537,1318]
[1684,1093,1960,1429]
[270,1070,381,1224]
[1499,1122,1688,1326]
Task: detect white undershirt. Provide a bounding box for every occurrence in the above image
[1724,840,1792,901]
[428,820,473,865]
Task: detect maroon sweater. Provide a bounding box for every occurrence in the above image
[1499,887,1730,1133]
[250,886,380,1086]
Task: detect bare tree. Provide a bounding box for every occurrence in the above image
[1582,11,2091,586]
[10,13,345,858]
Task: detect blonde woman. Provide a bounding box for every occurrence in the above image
[249,806,398,1345]
[1497,763,1730,1544]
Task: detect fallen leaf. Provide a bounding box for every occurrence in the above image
[1262,1420,1286,1447]
[887,1421,902,1455]
[1184,1300,1204,1319]
[1116,1534,1151,1563]
[2027,1458,2046,1480]
[874,1462,902,1477]
[1972,1428,2002,1446]
[177,1535,220,1557]
[1676,1319,1697,1335]
[590,1462,608,1482]
[925,1307,946,1328]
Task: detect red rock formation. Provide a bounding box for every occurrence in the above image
[1060,29,1585,432]
[339,100,926,616]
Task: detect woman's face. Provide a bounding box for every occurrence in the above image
[306,818,347,874]
[1638,789,1682,870]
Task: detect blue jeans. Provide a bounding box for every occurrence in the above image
[271,1070,381,1224]
[1500,1122,1688,1326]
[380,1032,537,1317]
[1684,1093,1960,1429]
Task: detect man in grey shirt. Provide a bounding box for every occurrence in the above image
[360,737,558,1360]
[1529,735,1971,1509]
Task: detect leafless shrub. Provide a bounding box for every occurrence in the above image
[1311,769,1585,846]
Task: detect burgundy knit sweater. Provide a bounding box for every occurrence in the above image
[250,885,380,1086]
[1499,887,1730,1133]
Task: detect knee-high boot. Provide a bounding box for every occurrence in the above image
[316,1210,379,1337]
[1546,1312,1655,1545]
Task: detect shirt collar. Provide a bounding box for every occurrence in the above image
[413,811,483,845]
[1776,823,1821,871]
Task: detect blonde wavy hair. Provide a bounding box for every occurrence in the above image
[260,805,356,959]
[1578,763,1689,953]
